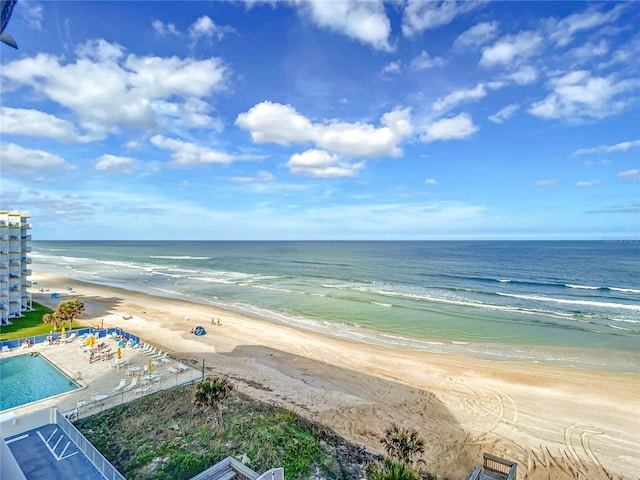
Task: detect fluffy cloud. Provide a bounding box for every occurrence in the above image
[1,142,75,175]
[295,0,392,52]
[410,50,445,70]
[480,31,543,68]
[421,113,478,142]
[508,66,538,85]
[152,20,179,36]
[0,39,229,137]
[529,71,640,121]
[0,107,98,142]
[532,179,559,186]
[236,102,413,158]
[95,154,137,173]
[286,149,364,178]
[150,135,263,167]
[402,0,483,37]
[453,21,498,51]
[489,103,519,123]
[188,15,235,46]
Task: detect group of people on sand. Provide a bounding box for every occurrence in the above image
[211,317,222,326]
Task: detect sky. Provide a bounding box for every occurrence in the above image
[1,0,639,241]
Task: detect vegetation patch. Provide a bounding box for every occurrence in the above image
[0,301,84,341]
[76,384,375,480]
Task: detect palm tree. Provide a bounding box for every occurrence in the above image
[42,298,85,330]
[379,423,425,467]
[192,376,233,427]
[366,459,419,480]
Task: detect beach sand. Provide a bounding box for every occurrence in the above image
[31,272,639,480]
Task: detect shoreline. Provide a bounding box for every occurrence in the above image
[29,271,640,480]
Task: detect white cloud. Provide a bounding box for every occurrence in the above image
[410,50,445,71]
[453,21,498,51]
[572,139,640,155]
[381,60,402,76]
[150,135,263,167]
[489,103,519,123]
[532,179,559,186]
[424,178,438,185]
[296,0,392,52]
[576,180,602,188]
[529,71,640,121]
[433,83,489,114]
[231,170,276,183]
[1,142,75,175]
[569,39,609,62]
[480,31,543,68]
[422,113,478,142]
[287,149,364,178]
[188,15,235,46]
[0,106,99,142]
[508,66,538,85]
[617,169,640,181]
[0,39,229,136]
[546,4,625,47]
[236,102,413,158]
[95,154,137,173]
[402,0,484,37]
[152,20,179,36]
[21,2,44,30]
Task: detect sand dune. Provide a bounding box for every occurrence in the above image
[32,272,639,480]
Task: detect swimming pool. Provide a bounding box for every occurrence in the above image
[0,354,80,411]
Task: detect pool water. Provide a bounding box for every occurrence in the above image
[0,354,80,411]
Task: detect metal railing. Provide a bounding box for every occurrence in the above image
[55,409,126,480]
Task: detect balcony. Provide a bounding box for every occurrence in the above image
[22,280,32,287]
[22,269,32,275]
[21,223,32,229]
[21,235,32,241]
[22,257,32,264]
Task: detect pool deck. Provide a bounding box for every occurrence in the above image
[0,333,203,420]
[5,423,104,480]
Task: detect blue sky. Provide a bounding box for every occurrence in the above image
[1,1,639,240]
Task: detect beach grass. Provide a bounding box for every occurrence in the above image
[76,384,375,480]
[0,302,83,341]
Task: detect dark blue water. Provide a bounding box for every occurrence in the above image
[31,241,639,372]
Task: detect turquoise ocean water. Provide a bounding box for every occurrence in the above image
[31,241,639,373]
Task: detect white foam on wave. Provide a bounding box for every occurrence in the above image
[497,292,640,312]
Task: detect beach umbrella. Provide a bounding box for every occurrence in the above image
[61,327,66,339]
[84,335,96,346]
[117,347,121,359]
[147,359,153,374]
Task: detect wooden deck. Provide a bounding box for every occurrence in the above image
[468,453,517,480]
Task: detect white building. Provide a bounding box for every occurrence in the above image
[0,211,32,325]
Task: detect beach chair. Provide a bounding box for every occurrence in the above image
[145,347,158,356]
[160,355,171,364]
[122,377,138,392]
[65,333,78,343]
[167,366,179,374]
[111,378,127,392]
[134,385,151,395]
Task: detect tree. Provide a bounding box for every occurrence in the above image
[42,298,85,330]
[192,376,233,428]
[379,423,425,467]
[366,459,419,480]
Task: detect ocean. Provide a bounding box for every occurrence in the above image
[30,241,639,373]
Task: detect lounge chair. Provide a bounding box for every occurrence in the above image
[122,377,138,392]
[160,355,171,364]
[111,378,127,392]
[145,347,158,356]
[65,333,78,343]
[133,385,151,395]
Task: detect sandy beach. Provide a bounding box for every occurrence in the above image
[30,272,639,480]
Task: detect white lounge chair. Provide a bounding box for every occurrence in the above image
[64,333,78,343]
[133,385,151,395]
[122,377,138,392]
[111,378,127,392]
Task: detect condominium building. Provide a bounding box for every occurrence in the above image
[0,211,33,325]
